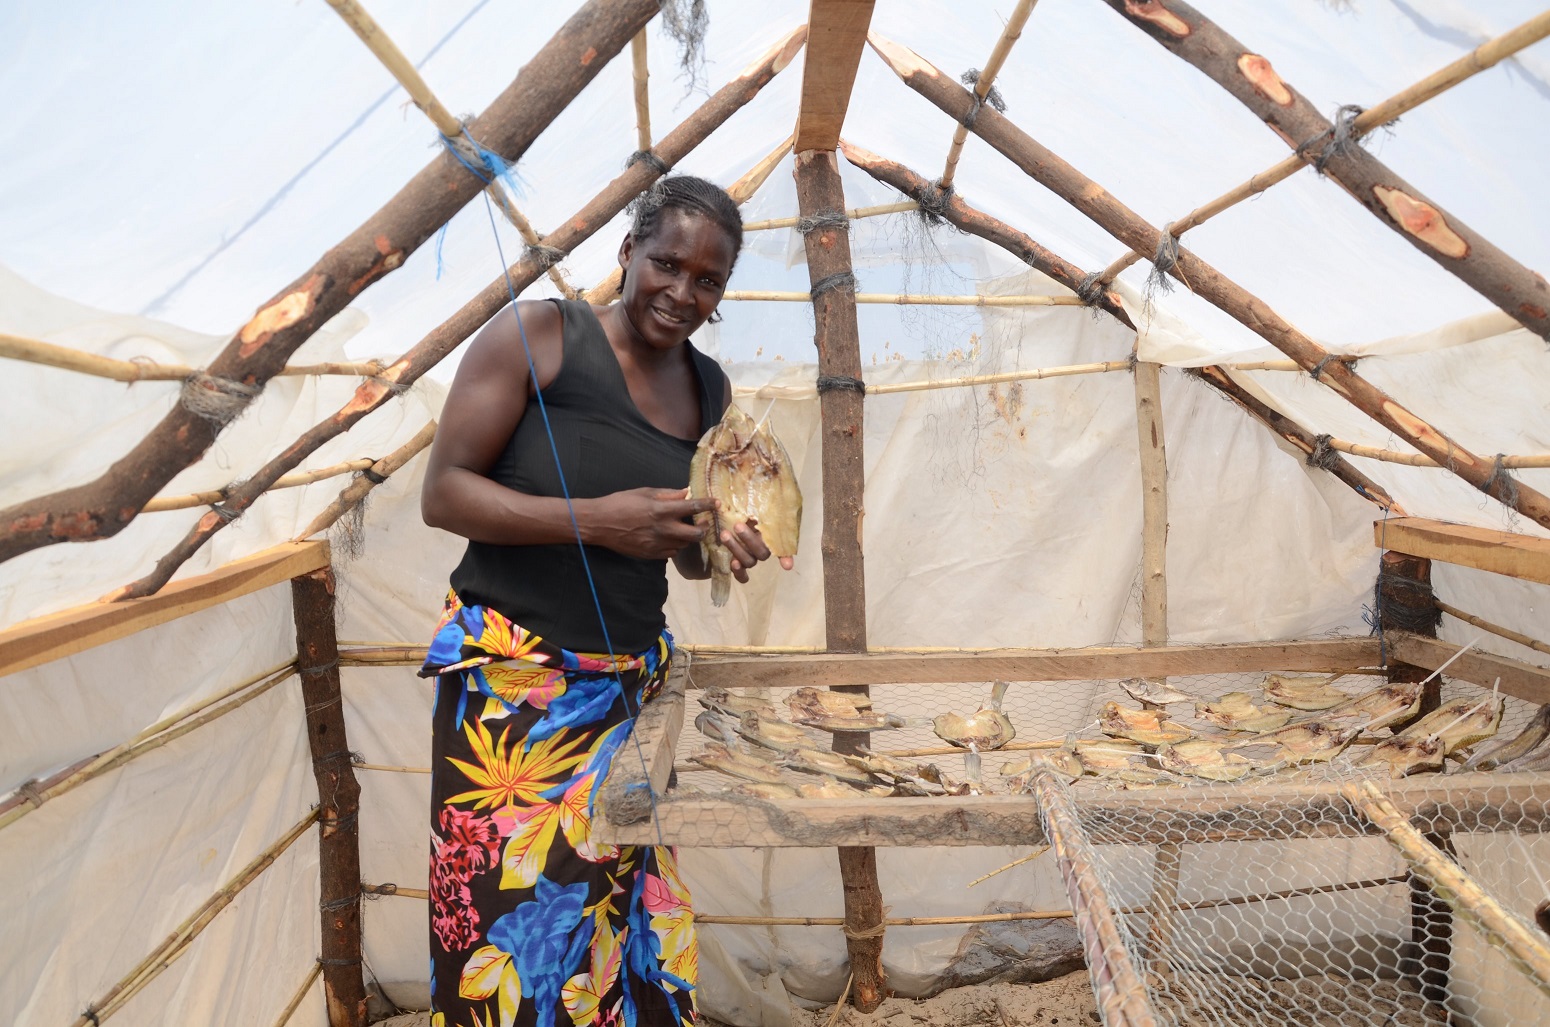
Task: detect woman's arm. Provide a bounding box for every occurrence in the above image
[421,301,712,559]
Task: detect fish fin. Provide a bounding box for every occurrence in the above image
[711,571,730,607]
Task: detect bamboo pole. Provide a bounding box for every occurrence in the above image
[323,0,579,299]
[939,0,1038,190]
[743,200,919,231]
[294,419,438,541]
[271,963,324,1027]
[1344,780,1550,1000]
[143,460,375,513]
[355,762,430,774]
[0,662,296,830]
[1438,602,1550,657]
[722,290,1083,306]
[292,567,367,1027]
[868,34,1550,530]
[1098,0,1550,341]
[837,140,1404,515]
[1324,436,1550,470]
[0,333,389,384]
[69,809,319,1027]
[1087,8,1550,294]
[731,360,1131,401]
[631,29,651,152]
[1030,772,1160,1027]
[105,27,808,602]
[0,0,658,565]
[586,132,797,303]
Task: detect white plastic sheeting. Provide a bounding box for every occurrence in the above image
[3,0,1550,1024]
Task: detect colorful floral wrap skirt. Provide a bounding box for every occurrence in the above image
[420,594,697,1027]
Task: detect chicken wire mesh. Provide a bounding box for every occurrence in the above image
[667,658,1550,1026]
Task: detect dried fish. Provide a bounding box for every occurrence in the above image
[690,743,786,785]
[796,779,892,799]
[1478,705,1550,771]
[698,686,779,719]
[1074,740,1150,774]
[1156,740,1255,783]
[1119,678,1199,706]
[1233,720,1358,765]
[732,781,800,800]
[1000,750,1083,782]
[787,686,872,720]
[736,710,811,753]
[780,748,877,787]
[1318,682,1423,734]
[1194,692,1294,734]
[796,712,908,733]
[694,710,742,749]
[934,681,1017,752]
[1262,673,1353,711]
[1362,694,1503,776]
[689,404,803,606]
[1098,702,1192,746]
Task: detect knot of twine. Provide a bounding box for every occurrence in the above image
[810,272,858,301]
[626,149,673,177]
[360,466,388,485]
[319,893,361,912]
[316,748,363,768]
[526,244,567,270]
[1308,433,1342,471]
[209,503,241,523]
[1145,224,1180,299]
[912,181,953,226]
[843,906,891,939]
[1075,271,1107,306]
[1298,103,1366,175]
[1374,569,1442,635]
[1480,453,1521,507]
[795,210,849,236]
[300,658,341,678]
[363,882,400,899]
[318,956,363,967]
[815,375,866,396]
[438,121,520,189]
[317,809,360,831]
[15,778,46,810]
[1308,353,1342,381]
[959,69,1007,129]
[180,373,261,427]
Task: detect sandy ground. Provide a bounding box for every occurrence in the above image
[370,973,1099,1027]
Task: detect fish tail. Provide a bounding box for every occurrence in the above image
[711,571,730,607]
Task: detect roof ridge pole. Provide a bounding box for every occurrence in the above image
[322,0,580,299]
[1085,7,1550,294]
[866,33,1550,530]
[836,140,1403,515]
[0,0,659,566]
[938,0,1038,190]
[1096,0,1550,340]
[102,26,808,601]
[794,0,885,1012]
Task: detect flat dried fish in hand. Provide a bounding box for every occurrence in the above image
[1098,702,1192,746]
[689,404,802,606]
[1475,704,1550,771]
[934,681,1016,752]
[787,686,872,720]
[1262,673,1353,711]
[1362,694,1503,776]
[1119,678,1199,707]
[1194,692,1293,733]
[690,743,786,785]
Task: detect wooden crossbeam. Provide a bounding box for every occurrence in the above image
[1385,631,1550,705]
[1377,517,1550,586]
[794,0,877,151]
[0,540,330,677]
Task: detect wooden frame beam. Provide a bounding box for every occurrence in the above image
[1385,631,1550,705]
[0,540,329,677]
[794,0,877,151]
[686,637,1382,690]
[1376,517,1550,586]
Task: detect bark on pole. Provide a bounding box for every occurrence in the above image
[0,0,660,565]
[794,147,887,1012]
[291,566,367,1027]
[1098,0,1550,342]
[105,27,808,600]
[866,34,1550,532]
[836,142,1403,517]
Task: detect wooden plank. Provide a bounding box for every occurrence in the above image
[1376,517,1550,586]
[0,540,330,677]
[597,772,1550,848]
[596,661,690,826]
[1385,631,1550,705]
[687,637,1382,690]
[794,0,876,151]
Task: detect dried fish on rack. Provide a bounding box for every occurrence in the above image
[1001,749,1082,786]
[689,404,802,606]
[736,710,812,753]
[934,681,1017,752]
[1231,720,1359,766]
[1361,693,1503,777]
[795,711,908,733]
[1119,677,1199,706]
[1194,692,1294,733]
[1317,682,1424,734]
[1075,740,1152,775]
[1471,704,1550,771]
[1097,702,1192,746]
[1262,673,1353,711]
[787,686,871,720]
[780,748,877,787]
[1156,740,1256,783]
[690,743,787,785]
[699,686,779,719]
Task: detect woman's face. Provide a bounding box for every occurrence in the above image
[618,209,737,350]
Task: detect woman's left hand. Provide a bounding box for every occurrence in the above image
[719,513,796,584]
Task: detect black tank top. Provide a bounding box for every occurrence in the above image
[449,299,728,654]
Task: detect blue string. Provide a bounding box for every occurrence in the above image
[478,192,668,850]
[434,223,449,280]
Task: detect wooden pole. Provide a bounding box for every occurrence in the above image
[836,141,1403,515]
[795,146,885,1011]
[722,290,1083,305]
[866,34,1550,531]
[291,567,367,1027]
[1097,0,1550,342]
[104,26,808,601]
[1437,601,1550,658]
[1345,780,1550,1002]
[0,333,387,383]
[1134,358,1168,647]
[0,0,660,565]
[631,29,651,151]
[938,0,1038,190]
[744,200,917,231]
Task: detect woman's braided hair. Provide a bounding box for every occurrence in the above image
[623,177,743,322]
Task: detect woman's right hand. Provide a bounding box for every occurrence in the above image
[589,487,714,560]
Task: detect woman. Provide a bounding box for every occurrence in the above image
[418,176,783,1027]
